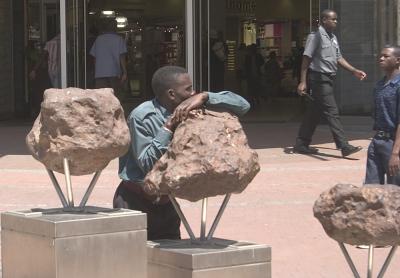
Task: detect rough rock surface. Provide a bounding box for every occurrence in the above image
[26,88,130,175]
[144,109,260,202]
[314,183,400,246]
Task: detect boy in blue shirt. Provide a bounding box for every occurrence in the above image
[114,66,250,240]
[365,45,400,185]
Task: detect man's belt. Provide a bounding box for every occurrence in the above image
[309,70,336,78]
[374,130,394,140]
[121,180,169,205]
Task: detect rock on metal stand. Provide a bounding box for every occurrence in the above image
[314,184,400,278]
[338,243,398,278]
[143,107,269,277]
[148,195,272,278]
[168,195,231,242]
[1,88,143,278]
[1,157,147,278]
[46,158,101,209]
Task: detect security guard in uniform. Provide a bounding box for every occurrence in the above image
[294,9,367,157]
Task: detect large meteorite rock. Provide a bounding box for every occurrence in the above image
[144,109,260,202]
[26,88,130,175]
[314,183,400,246]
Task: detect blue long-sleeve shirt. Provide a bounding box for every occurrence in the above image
[118,91,250,183]
[373,74,400,133]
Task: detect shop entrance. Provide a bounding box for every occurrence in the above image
[25,0,186,116]
[205,0,331,119]
[23,0,333,119]
[83,0,186,104]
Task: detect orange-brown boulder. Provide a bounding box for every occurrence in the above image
[26,88,130,175]
[144,109,259,202]
[314,183,400,246]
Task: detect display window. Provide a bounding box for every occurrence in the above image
[208,0,318,106]
[86,1,186,102]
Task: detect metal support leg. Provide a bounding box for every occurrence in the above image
[46,169,68,208]
[79,171,102,208]
[168,195,196,241]
[338,242,361,278]
[207,194,231,240]
[377,246,398,278]
[63,158,74,207]
[367,245,374,278]
[167,194,231,242]
[338,243,398,278]
[200,198,208,241]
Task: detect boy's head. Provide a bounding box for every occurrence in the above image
[151,66,195,111]
[379,45,400,72]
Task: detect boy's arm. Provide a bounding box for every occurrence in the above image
[388,126,400,176]
[388,88,400,176]
[205,91,250,116]
[131,115,172,174]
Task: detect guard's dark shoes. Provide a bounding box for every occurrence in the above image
[293,145,318,154]
[341,145,362,157]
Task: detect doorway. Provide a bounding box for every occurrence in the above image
[60,0,186,109]
[204,0,323,119]
[24,0,329,118]
[26,0,61,118]
[24,0,187,114]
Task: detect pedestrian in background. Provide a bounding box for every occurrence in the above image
[294,9,366,157]
[29,34,61,89]
[245,44,263,107]
[114,66,250,240]
[264,51,282,99]
[90,18,127,95]
[210,30,228,92]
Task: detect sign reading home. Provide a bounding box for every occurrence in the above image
[226,0,256,16]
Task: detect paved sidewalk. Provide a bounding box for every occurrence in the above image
[1,117,400,277]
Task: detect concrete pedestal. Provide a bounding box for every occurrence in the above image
[1,206,147,278]
[147,238,271,278]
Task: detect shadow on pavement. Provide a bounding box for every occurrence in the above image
[0,122,33,156]
[283,146,359,161]
[243,121,373,150]
[0,114,373,157]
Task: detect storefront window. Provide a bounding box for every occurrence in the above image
[86,0,186,103]
[208,0,313,104]
[26,0,60,118]
[243,21,256,46]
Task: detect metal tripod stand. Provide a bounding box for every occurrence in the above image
[168,194,232,242]
[47,158,102,209]
[338,242,398,278]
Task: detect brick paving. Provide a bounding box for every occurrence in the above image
[1,117,400,277]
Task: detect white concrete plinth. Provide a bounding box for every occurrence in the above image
[1,207,147,278]
[147,238,271,278]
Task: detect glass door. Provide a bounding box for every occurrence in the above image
[26,0,61,117]
[191,0,225,93]
[202,0,321,109]
[68,0,86,88]
[60,0,186,107]
[205,0,256,96]
[63,0,87,88]
[27,0,85,92]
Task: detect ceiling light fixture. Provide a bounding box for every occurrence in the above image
[101,10,115,16]
[116,17,127,23]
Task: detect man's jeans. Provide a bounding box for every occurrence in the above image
[365,137,400,185]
